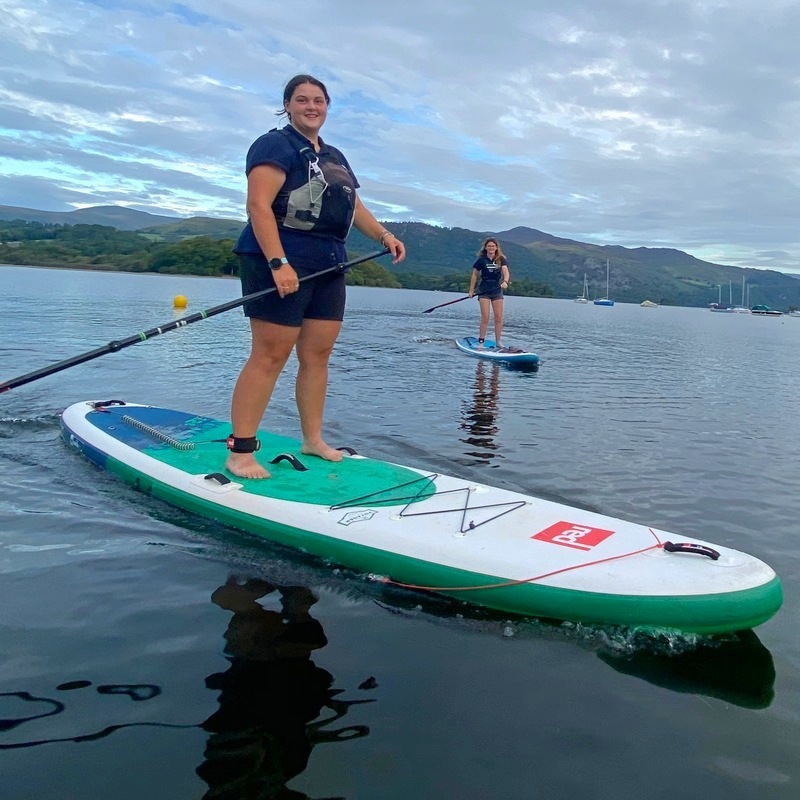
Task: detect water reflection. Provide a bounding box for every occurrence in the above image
[459,360,501,464]
[198,576,373,799]
[0,577,375,799]
[598,629,775,709]
[0,682,173,748]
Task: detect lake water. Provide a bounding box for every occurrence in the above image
[1,265,799,799]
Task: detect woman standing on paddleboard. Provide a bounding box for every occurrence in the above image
[468,238,510,348]
[227,74,405,479]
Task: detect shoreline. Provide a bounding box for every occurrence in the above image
[1,262,238,280]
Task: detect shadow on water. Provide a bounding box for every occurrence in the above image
[501,360,540,374]
[0,577,374,800]
[597,629,776,709]
[369,581,776,710]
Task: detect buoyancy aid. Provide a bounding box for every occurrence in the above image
[275,127,357,240]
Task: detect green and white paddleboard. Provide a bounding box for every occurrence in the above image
[60,400,782,634]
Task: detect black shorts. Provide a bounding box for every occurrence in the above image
[238,253,346,326]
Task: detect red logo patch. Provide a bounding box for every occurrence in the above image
[533,521,615,551]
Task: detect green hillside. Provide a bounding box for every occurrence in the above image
[346,223,800,308]
[0,204,181,229]
[3,204,800,309]
[138,216,245,241]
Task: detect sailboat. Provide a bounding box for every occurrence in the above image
[593,260,615,306]
[574,273,589,303]
[731,275,751,313]
[710,283,734,312]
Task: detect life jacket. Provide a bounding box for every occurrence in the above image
[275,127,357,240]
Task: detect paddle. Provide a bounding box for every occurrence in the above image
[0,248,390,393]
[422,295,473,313]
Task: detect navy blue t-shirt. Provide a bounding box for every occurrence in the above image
[473,255,508,293]
[233,125,360,270]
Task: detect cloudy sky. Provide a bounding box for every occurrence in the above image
[2,0,800,271]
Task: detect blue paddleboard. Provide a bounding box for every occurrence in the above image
[455,337,540,365]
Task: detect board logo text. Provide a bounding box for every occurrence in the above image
[338,509,377,526]
[533,521,614,551]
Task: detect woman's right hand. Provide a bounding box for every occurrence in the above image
[273,264,300,298]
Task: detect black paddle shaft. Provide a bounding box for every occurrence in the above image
[0,248,389,393]
[422,295,473,313]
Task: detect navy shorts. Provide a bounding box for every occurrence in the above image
[238,254,346,326]
[478,288,503,301]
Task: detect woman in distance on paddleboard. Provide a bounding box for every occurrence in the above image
[468,238,510,349]
[227,74,406,479]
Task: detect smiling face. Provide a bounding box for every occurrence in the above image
[285,82,329,139]
[484,240,498,258]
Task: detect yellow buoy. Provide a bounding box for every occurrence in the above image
[173,295,188,309]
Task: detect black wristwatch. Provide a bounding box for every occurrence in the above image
[269,257,289,270]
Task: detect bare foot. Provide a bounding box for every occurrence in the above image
[225,452,270,479]
[301,440,344,462]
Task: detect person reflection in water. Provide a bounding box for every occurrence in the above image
[197,576,371,800]
[459,361,501,464]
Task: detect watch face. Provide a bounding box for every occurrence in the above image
[269,258,284,270]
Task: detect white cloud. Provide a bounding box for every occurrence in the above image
[0,0,799,271]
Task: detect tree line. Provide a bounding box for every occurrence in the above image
[0,220,555,296]
[0,221,238,276]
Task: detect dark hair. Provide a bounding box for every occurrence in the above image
[277,74,331,118]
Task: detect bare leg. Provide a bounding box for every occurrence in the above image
[226,319,299,479]
[492,298,504,346]
[478,297,491,346]
[295,318,343,461]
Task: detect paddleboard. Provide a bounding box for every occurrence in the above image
[455,337,540,365]
[60,400,782,634]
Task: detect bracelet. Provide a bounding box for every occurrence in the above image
[379,230,394,246]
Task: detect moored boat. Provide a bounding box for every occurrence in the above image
[750,305,783,317]
[593,259,614,306]
[574,274,589,304]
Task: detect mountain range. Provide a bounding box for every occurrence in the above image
[2,203,798,308]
